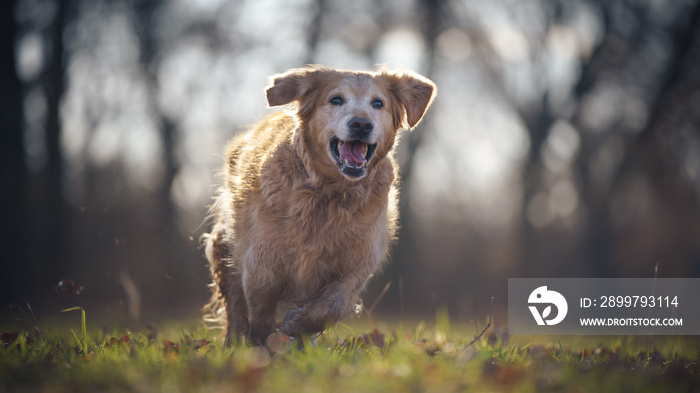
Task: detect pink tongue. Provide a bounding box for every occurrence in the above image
[339,141,366,165]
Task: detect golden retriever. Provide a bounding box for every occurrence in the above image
[203,65,436,345]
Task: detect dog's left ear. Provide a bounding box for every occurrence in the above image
[385,71,437,129]
[266,65,326,107]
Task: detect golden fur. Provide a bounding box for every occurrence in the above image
[203,65,436,344]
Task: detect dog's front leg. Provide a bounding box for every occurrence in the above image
[244,277,281,346]
[222,272,249,346]
[280,279,362,338]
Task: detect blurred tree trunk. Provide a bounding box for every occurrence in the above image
[517,97,556,274]
[36,0,70,288]
[386,0,443,306]
[134,0,178,222]
[573,0,700,277]
[140,0,182,220]
[453,7,559,276]
[0,0,28,304]
[305,0,325,64]
[395,0,440,219]
[133,0,180,315]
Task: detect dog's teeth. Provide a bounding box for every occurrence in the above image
[339,140,344,148]
[361,162,366,168]
[343,159,349,167]
[363,144,368,155]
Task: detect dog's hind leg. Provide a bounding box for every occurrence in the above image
[204,225,249,345]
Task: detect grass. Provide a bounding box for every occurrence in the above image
[1,308,699,393]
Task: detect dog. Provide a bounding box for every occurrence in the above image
[203,65,436,345]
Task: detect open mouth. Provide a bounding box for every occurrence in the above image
[330,136,377,178]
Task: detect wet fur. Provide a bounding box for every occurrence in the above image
[203,65,436,345]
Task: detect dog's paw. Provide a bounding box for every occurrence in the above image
[280,298,346,337]
[280,306,306,336]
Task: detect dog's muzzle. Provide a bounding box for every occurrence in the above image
[330,117,378,179]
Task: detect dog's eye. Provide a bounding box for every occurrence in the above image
[371,99,384,109]
[329,96,344,106]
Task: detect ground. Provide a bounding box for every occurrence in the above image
[1,309,699,393]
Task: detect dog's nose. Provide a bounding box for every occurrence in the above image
[348,117,373,134]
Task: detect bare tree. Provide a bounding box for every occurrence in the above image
[1,0,28,305]
[382,0,445,306]
[571,0,700,276]
[42,0,70,278]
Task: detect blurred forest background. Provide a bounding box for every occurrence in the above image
[2,0,700,325]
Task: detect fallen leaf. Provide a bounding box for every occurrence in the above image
[163,339,180,352]
[1,332,20,345]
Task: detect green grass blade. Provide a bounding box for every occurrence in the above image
[62,306,88,353]
[70,329,86,355]
[81,308,87,351]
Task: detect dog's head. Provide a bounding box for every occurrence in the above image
[266,65,436,180]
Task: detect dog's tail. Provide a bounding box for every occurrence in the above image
[200,188,236,330]
[201,231,227,329]
[200,138,245,334]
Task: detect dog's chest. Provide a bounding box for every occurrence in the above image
[289,188,382,248]
[266,185,389,281]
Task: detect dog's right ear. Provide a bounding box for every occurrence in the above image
[266,65,326,107]
[266,71,303,107]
